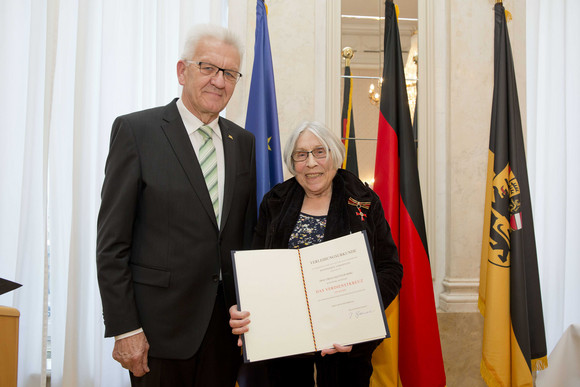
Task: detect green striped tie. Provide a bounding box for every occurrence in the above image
[198,125,219,223]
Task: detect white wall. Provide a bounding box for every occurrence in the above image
[440,0,526,311]
[228,0,335,179]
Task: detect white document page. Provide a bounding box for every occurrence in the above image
[233,249,315,362]
[300,232,388,349]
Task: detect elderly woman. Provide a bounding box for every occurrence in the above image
[230,121,403,387]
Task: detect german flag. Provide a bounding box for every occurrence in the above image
[341,62,359,176]
[479,3,548,386]
[370,1,446,386]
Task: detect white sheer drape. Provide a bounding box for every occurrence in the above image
[0,2,49,385]
[527,0,580,356]
[0,1,228,386]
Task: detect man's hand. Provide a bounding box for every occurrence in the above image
[112,332,150,377]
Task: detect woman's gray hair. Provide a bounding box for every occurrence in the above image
[283,121,346,175]
[180,24,244,62]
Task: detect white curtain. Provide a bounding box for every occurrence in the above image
[0,1,229,386]
[0,1,48,385]
[527,0,580,356]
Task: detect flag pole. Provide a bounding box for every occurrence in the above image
[340,46,356,173]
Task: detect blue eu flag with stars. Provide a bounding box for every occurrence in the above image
[245,0,283,206]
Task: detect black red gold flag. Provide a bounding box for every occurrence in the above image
[479,3,548,386]
[370,1,446,386]
[341,64,359,176]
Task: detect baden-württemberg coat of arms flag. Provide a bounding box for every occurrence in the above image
[479,3,547,386]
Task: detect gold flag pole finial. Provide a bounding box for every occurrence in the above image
[342,47,354,67]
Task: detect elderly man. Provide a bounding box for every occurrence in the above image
[97,24,256,386]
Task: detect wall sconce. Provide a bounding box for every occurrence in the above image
[368,78,383,105]
[406,54,418,121]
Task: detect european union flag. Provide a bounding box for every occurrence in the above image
[246,0,283,205]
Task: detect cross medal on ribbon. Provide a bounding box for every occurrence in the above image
[348,197,371,221]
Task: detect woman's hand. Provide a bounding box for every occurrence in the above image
[320,343,353,356]
[229,304,251,347]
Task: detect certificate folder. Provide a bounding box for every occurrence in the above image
[232,231,389,363]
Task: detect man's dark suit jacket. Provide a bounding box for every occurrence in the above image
[97,98,257,359]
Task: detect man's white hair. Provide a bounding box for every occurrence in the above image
[180,24,244,62]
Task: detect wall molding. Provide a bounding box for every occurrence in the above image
[322,0,341,130]
[342,21,417,37]
[439,278,480,313]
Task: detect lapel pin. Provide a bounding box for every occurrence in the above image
[228,134,234,140]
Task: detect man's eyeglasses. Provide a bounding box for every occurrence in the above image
[291,147,328,162]
[187,61,242,83]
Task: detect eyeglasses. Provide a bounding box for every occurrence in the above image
[291,147,328,162]
[187,61,242,83]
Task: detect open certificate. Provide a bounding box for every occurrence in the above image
[231,231,389,362]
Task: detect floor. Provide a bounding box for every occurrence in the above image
[437,312,487,387]
[45,313,487,387]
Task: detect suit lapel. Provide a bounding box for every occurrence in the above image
[161,100,218,229]
[219,117,237,229]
